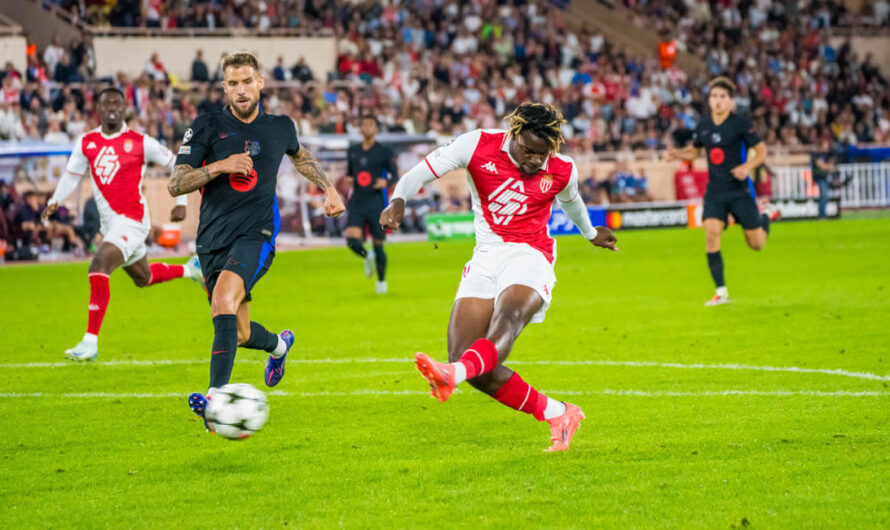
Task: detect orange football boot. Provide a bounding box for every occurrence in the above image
[414,352,456,402]
[545,402,585,452]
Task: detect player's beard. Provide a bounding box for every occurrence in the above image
[231,97,259,120]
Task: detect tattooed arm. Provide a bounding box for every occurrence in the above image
[288,148,346,217]
[168,153,253,196]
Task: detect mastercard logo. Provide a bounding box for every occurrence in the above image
[606,211,622,229]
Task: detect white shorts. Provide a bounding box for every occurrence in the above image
[102,215,150,267]
[455,242,556,323]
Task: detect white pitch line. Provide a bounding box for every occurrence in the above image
[0,389,888,399]
[1,357,888,382]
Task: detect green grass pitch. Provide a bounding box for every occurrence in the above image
[2,217,889,528]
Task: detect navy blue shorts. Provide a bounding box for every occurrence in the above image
[198,234,274,303]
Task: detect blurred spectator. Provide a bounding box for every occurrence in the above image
[443,184,469,212]
[609,160,651,203]
[191,50,209,82]
[292,57,314,83]
[145,53,169,82]
[811,138,841,218]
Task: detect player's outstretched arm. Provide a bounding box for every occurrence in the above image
[288,148,345,217]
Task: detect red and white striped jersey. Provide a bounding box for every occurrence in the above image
[422,129,579,262]
[65,126,176,226]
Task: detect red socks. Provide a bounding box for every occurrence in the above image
[493,372,548,421]
[146,263,185,286]
[457,338,498,379]
[87,273,110,336]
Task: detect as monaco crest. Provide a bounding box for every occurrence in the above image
[540,174,553,193]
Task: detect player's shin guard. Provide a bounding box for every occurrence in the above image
[374,244,386,281]
[346,238,367,258]
[145,262,185,286]
[706,251,725,288]
[457,338,498,381]
[87,273,111,336]
[242,321,279,352]
[209,314,238,389]
[493,372,548,420]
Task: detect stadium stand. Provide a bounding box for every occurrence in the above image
[1,0,889,261]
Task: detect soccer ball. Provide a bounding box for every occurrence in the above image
[204,383,269,440]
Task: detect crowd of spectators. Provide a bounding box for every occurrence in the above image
[19,0,888,155]
[2,0,890,257]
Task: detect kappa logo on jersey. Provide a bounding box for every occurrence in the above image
[540,174,554,193]
[93,145,121,185]
[86,141,97,150]
[487,178,528,225]
[482,161,498,174]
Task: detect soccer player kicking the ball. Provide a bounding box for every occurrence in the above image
[380,103,618,451]
[666,77,777,306]
[44,87,203,361]
[168,52,345,426]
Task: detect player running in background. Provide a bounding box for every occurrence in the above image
[344,115,398,294]
[380,103,618,451]
[168,52,345,427]
[43,87,202,361]
[666,77,777,306]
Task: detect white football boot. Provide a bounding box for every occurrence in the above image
[184,255,203,284]
[64,338,98,361]
[705,287,730,307]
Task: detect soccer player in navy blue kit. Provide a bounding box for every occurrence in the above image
[167,51,345,428]
[344,115,398,294]
[667,77,777,306]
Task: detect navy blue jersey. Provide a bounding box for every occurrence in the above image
[693,113,761,194]
[176,107,300,252]
[346,141,398,208]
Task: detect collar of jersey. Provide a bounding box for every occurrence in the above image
[91,124,129,140]
[499,130,550,173]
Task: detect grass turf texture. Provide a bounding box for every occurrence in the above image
[2,217,889,528]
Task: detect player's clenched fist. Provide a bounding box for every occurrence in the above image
[215,152,254,175]
[379,198,405,230]
[591,225,618,251]
[324,188,346,217]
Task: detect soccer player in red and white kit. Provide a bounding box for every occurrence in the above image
[43,87,202,361]
[380,103,618,451]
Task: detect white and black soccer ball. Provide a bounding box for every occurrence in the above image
[204,383,269,440]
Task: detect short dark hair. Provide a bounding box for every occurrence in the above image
[360,114,380,127]
[505,102,567,152]
[221,51,260,74]
[708,76,736,97]
[97,87,125,101]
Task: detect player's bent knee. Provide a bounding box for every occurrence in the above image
[210,296,239,317]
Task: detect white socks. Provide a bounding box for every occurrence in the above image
[452,362,467,385]
[543,398,567,420]
[716,286,729,297]
[82,333,98,345]
[271,335,287,358]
